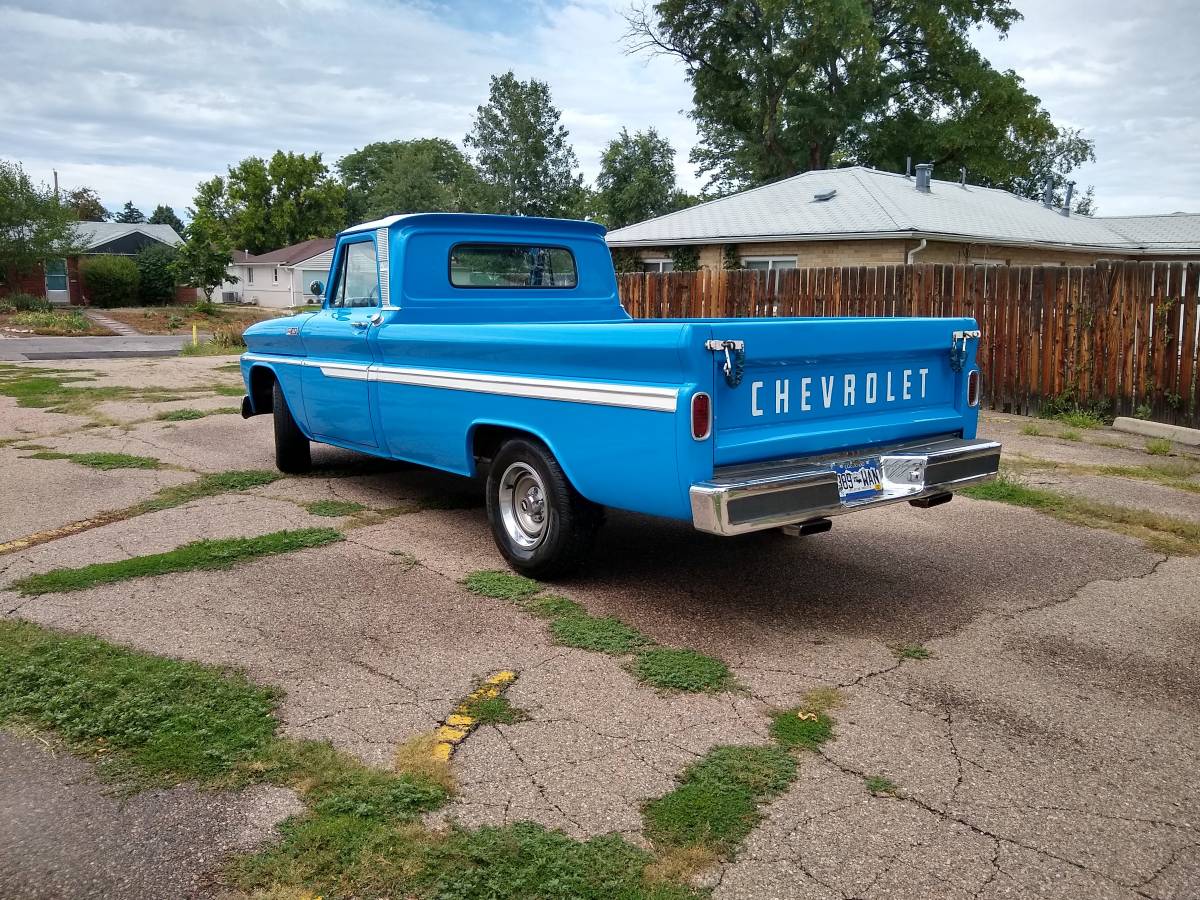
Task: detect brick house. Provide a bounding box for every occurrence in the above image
[1,221,183,305]
[605,165,1200,273]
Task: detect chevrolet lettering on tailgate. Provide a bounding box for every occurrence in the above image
[239,213,1000,578]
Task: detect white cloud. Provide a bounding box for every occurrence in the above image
[1,0,1194,220]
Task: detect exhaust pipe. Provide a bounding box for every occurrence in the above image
[781,518,833,536]
[909,492,952,509]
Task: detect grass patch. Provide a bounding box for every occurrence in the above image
[305,499,368,517]
[0,620,278,784]
[633,648,733,693]
[156,408,206,421]
[136,469,281,512]
[962,476,1200,555]
[1019,423,1044,436]
[864,775,899,796]
[1052,410,1105,430]
[770,708,833,751]
[462,569,541,600]
[1145,438,1173,456]
[10,310,96,335]
[458,694,529,726]
[643,745,796,856]
[10,528,342,594]
[893,644,932,660]
[23,450,161,470]
[550,614,654,655]
[1003,455,1200,496]
[1060,428,1082,441]
[1,621,699,899]
[393,733,456,792]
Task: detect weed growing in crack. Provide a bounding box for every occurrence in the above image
[894,644,932,660]
[963,476,1200,555]
[306,500,368,518]
[643,745,796,856]
[156,408,206,421]
[633,648,733,692]
[550,615,654,655]
[458,694,529,726]
[10,528,343,594]
[22,450,162,470]
[864,775,900,796]
[462,570,541,600]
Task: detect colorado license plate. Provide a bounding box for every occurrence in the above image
[834,458,883,502]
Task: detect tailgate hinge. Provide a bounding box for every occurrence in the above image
[950,330,981,373]
[705,339,746,387]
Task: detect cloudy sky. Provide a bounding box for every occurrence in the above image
[2,0,1196,219]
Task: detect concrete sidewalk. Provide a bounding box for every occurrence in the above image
[0,335,200,361]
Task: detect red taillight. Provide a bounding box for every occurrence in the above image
[967,369,981,407]
[691,392,712,440]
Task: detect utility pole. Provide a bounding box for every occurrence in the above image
[52,169,59,198]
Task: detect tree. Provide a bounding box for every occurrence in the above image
[134,243,179,304]
[190,151,346,255]
[338,138,485,221]
[465,72,584,217]
[147,204,186,235]
[173,216,235,300]
[627,0,1094,200]
[114,201,146,224]
[65,186,109,221]
[0,160,82,276]
[596,127,689,228]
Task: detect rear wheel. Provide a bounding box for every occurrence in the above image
[486,438,601,578]
[273,380,311,474]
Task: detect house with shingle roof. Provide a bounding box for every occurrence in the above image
[221,237,335,308]
[605,165,1200,274]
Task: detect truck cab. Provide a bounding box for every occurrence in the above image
[242,213,999,576]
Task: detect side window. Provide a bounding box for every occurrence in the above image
[449,244,577,288]
[327,241,380,309]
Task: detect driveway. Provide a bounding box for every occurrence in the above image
[1,356,1198,899]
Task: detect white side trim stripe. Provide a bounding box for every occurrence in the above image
[242,354,678,412]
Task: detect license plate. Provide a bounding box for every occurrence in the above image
[834,458,883,502]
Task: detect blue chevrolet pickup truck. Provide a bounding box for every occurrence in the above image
[240,213,999,576]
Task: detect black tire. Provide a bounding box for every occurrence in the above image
[273,380,311,474]
[486,438,602,579]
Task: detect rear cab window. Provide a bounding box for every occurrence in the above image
[449,244,577,289]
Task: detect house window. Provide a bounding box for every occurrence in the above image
[44,259,68,293]
[642,258,673,273]
[742,256,796,289]
[272,267,279,284]
[247,267,254,285]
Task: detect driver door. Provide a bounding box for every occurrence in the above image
[300,236,381,449]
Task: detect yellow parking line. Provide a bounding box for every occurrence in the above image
[430,669,519,761]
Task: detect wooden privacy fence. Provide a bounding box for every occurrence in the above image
[617,261,1200,427]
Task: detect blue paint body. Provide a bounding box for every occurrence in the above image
[241,213,982,524]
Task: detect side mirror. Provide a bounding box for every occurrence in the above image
[308,280,324,298]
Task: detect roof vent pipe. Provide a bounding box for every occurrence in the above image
[960,167,967,188]
[905,157,912,178]
[914,163,933,193]
[1041,180,1055,208]
[1061,181,1075,217]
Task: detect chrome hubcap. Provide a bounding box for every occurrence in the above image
[498,462,548,549]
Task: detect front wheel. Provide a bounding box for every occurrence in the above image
[486,438,602,579]
[273,380,311,474]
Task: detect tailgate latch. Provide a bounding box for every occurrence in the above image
[949,330,981,373]
[705,339,746,387]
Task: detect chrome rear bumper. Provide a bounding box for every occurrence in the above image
[690,435,1001,536]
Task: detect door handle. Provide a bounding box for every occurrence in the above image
[351,320,369,330]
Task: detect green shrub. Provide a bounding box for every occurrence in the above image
[135,244,179,305]
[5,292,50,312]
[81,255,140,308]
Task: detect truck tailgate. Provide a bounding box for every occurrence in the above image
[709,317,978,467]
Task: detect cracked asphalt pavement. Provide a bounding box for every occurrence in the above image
[2,357,1199,898]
